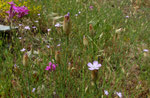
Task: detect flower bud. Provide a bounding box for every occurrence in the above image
[83,35,88,46]
[89,24,94,36]
[63,13,71,35]
[55,50,60,63]
[23,53,28,66]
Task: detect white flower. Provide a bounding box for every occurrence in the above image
[20,48,26,52]
[32,26,36,29]
[116,92,122,98]
[47,29,51,32]
[57,44,60,47]
[55,23,62,27]
[19,24,22,26]
[32,88,36,92]
[18,37,22,39]
[126,16,129,18]
[24,26,30,30]
[87,61,102,70]
[35,21,39,23]
[104,90,109,95]
[75,14,78,16]
[47,45,50,48]
[143,49,149,52]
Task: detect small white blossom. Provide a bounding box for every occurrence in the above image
[47,29,51,32]
[116,92,122,98]
[32,88,36,92]
[24,26,30,30]
[143,49,149,52]
[20,48,26,52]
[104,90,109,95]
[35,21,39,23]
[55,23,61,27]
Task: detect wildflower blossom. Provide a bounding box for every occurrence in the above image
[32,26,36,29]
[35,20,39,23]
[87,61,102,70]
[89,6,93,10]
[143,49,149,52]
[18,37,22,39]
[47,45,50,48]
[20,48,26,52]
[104,90,109,95]
[55,23,61,27]
[38,13,40,16]
[45,62,57,71]
[32,88,36,92]
[24,26,30,30]
[47,29,51,32]
[57,44,60,47]
[75,14,78,16]
[116,92,122,98]
[6,1,29,19]
[126,16,129,18]
[14,64,17,68]
[78,11,81,14]
[19,24,22,26]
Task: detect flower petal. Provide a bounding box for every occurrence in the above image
[94,67,99,70]
[97,64,102,68]
[87,62,93,68]
[88,67,94,70]
[93,61,98,67]
[49,62,52,66]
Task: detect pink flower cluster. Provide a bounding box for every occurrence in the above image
[45,62,57,71]
[6,1,29,20]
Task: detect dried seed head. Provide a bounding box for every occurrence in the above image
[83,35,88,46]
[55,51,60,63]
[63,13,71,35]
[89,24,94,36]
[23,53,28,66]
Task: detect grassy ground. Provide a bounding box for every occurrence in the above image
[0,0,150,97]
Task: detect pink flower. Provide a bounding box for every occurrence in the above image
[45,65,51,70]
[45,62,57,71]
[87,61,102,70]
[6,1,29,19]
[89,6,93,10]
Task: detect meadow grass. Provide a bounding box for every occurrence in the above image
[0,0,150,97]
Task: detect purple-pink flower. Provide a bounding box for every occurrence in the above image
[6,1,29,20]
[45,62,57,71]
[89,6,93,10]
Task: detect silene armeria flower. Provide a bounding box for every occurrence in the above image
[45,62,57,71]
[89,6,93,10]
[87,61,102,70]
